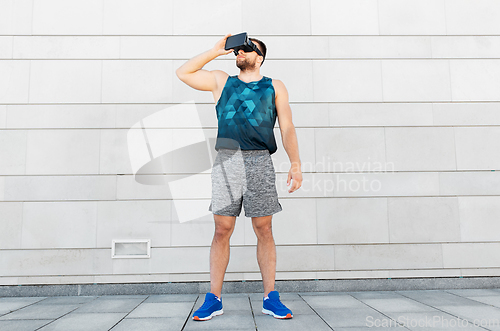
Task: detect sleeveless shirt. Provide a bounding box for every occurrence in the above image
[214,75,278,154]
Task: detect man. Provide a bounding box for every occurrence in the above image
[176,33,302,321]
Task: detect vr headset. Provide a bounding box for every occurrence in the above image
[224,32,264,58]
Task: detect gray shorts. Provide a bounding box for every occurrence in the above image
[208,148,283,217]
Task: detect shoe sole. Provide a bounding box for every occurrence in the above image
[193,309,223,321]
[262,308,293,319]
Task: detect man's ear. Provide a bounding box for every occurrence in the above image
[258,55,264,66]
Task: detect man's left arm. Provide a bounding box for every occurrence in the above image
[273,79,303,193]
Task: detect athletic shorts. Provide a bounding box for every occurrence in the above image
[208,148,283,217]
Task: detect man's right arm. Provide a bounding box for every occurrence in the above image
[175,34,233,93]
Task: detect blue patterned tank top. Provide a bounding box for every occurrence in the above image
[214,75,278,154]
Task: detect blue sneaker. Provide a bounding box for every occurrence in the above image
[262,291,293,319]
[192,293,223,321]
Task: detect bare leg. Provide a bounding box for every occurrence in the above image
[210,214,237,298]
[252,215,276,297]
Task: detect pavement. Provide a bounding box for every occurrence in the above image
[1,288,500,331]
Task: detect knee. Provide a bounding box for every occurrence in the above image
[214,222,234,240]
[254,223,273,239]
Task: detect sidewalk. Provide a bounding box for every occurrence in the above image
[1,288,500,331]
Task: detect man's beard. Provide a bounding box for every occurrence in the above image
[236,57,256,71]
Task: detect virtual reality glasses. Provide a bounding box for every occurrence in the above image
[224,32,264,58]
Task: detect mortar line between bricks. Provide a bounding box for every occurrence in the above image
[248,294,258,331]
[107,295,151,331]
[181,294,200,331]
[297,293,335,330]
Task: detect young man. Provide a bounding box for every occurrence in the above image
[176,34,302,321]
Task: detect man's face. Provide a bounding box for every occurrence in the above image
[236,49,260,71]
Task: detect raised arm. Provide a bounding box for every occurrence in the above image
[176,34,233,93]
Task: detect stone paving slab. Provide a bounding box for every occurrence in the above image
[126,302,194,318]
[315,307,394,328]
[38,312,127,331]
[349,290,404,299]
[404,326,485,331]
[301,293,370,309]
[184,310,255,331]
[219,296,251,311]
[35,296,97,305]
[0,297,47,315]
[445,289,500,297]
[143,294,198,303]
[0,289,499,330]
[0,319,52,331]
[466,295,500,308]
[433,304,500,325]
[110,317,186,331]
[72,298,144,314]
[254,313,332,331]
[333,328,406,331]
[0,303,79,320]
[99,295,149,300]
[357,297,440,312]
[396,290,492,307]
[381,310,463,329]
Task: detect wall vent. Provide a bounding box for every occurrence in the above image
[111,239,151,259]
